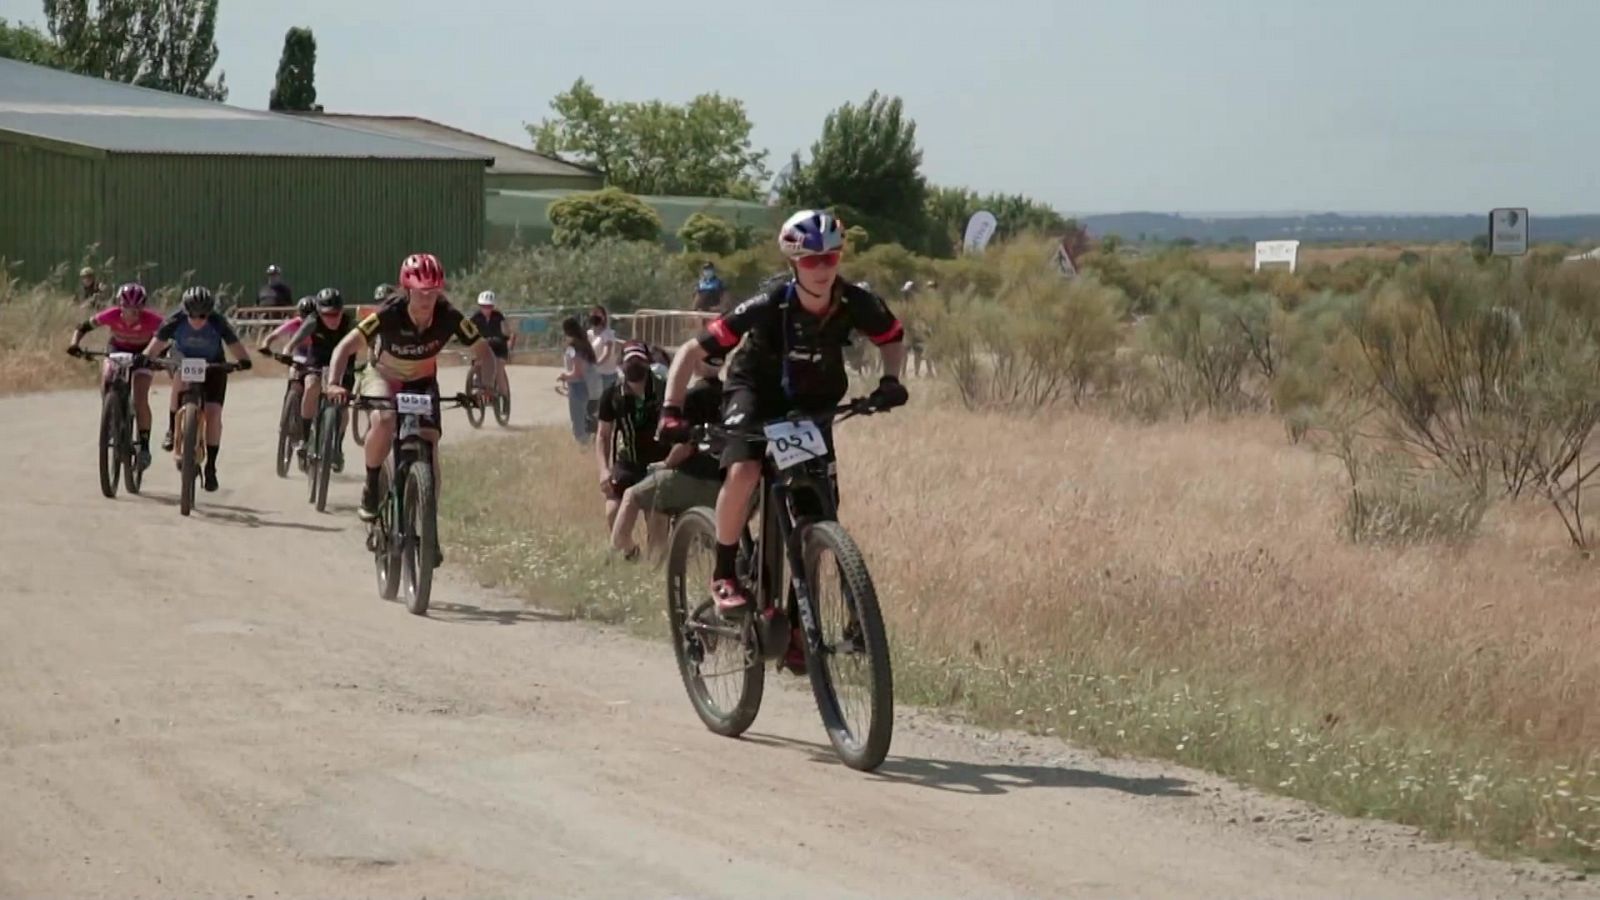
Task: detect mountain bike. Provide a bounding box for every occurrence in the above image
[269,352,349,513]
[461,350,511,429]
[70,348,146,498]
[273,356,318,478]
[665,395,896,771]
[351,391,478,615]
[153,357,245,517]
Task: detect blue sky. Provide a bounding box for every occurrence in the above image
[4,0,1597,214]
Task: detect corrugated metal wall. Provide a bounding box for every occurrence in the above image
[0,139,104,283]
[104,155,485,305]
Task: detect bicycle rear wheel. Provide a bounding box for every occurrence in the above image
[98,390,122,499]
[666,507,765,737]
[802,520,894,771]
[372,463,399,599]
[401,459,437,615]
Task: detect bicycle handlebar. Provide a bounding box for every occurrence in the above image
[692,395,889,443]
[348,392,481,412]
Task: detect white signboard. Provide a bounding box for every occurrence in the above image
[962,210,998,254]
[1489,208,1529,257]
[1053,240,1078,280]
[1254,240,1300,273]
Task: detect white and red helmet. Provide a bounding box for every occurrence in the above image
[777,210,846,261]
[399,253,445,291]
[115,282,148,308]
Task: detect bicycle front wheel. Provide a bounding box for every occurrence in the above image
[179,404,200,517]
[464,370,485,429]
[313,404,339,512]
[802,520,894,771]
[98,389,121,499]
[275,383,299,478]
[401,460,437,615]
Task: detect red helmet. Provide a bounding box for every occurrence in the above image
[399,253,445,291]
[115,282,148,308]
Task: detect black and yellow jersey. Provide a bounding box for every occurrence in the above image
[355,296,480,382]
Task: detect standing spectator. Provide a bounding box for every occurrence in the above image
[610,354,724,561]
[556,316,599,445]
[595,341,667,533]
[587,305,619,392]
[78,267,105,308]
[257,264,293,307]
[692,261,726,312]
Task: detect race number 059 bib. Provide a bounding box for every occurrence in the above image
[178,358,209,383]
[395,392,434,417]
[762,419,827,470]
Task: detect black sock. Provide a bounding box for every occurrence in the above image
[205,445,220,473]
[167,411,175,433]
[138,430,150,449]
[365,466,381,497]
[714,542,739,581]
[300,416,312,436]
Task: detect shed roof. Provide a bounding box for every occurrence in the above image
[293,113,597,178]
[0,58,489,161]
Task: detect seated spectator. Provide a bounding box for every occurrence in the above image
[595,341,667,531]
[611,354,724,561]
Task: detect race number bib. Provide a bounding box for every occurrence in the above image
[763,419,827,470]
[395,392,434,417]
[107,352,135,368]
[178,358,208,383]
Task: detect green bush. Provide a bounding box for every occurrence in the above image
[548,188,662,247]
[677,212,738,256]
[458,239,681,321]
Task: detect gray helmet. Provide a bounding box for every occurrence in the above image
[181,286,215,317]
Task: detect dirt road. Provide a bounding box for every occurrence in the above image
[0,368,1591,898]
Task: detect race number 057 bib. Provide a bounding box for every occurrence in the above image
[762,419,827,470]
[178,357,209,383]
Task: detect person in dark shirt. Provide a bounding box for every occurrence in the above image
[141,286,254,492]
[78,267,105,308]
[595,341,668,532]
[610,354,724,561]
[257,264,293,307]
[470,290,514,399]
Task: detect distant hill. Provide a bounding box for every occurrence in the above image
[1077,212,1600,245]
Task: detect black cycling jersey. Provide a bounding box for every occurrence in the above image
[286,310,356,368]
[354,296,480,381]
[698,280,903,408]
[470,310,509,343]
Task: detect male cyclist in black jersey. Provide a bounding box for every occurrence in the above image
[658,210,908,627]
[325,253,493,528]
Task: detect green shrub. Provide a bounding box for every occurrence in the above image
[677,212,738,255]
[459,239,681,320]
[548,187,662,247]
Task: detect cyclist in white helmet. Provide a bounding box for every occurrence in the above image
[657,210,908,667]
[471,290,514,400]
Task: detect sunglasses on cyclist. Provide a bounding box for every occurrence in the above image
[794,251,841,270]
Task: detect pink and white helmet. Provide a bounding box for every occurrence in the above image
[115,282,148,308]
[777,210,846,260]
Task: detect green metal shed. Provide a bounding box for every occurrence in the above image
[0,58,489,303]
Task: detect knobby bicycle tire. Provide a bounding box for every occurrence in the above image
[98,389,121,499]
[802,520,895,771]
[403,460,437,615]
[666,507,765,737]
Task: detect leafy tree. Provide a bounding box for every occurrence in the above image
[267,26,317,112]
[530,78,769,199]
[548,187,662,247]
[42,0,226,100]
[0,16,59,64]
[781,91,928,249]
[678,212,738,255]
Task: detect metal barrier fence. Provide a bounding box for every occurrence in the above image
[230,305,718,360]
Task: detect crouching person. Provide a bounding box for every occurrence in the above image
[611,355,724,562]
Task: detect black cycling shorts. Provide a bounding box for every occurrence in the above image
[718,385,835,469]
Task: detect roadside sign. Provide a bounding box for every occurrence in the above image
[1489,208,1529,257]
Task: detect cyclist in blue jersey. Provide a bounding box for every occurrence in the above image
[141,287,253,492]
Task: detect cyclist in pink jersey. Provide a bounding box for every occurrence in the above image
[67,283,164,468]
[259,296,317,362]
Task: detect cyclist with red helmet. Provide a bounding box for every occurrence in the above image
[657,210,909,642]
[325,253,494,528]
[67,283,166,469]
